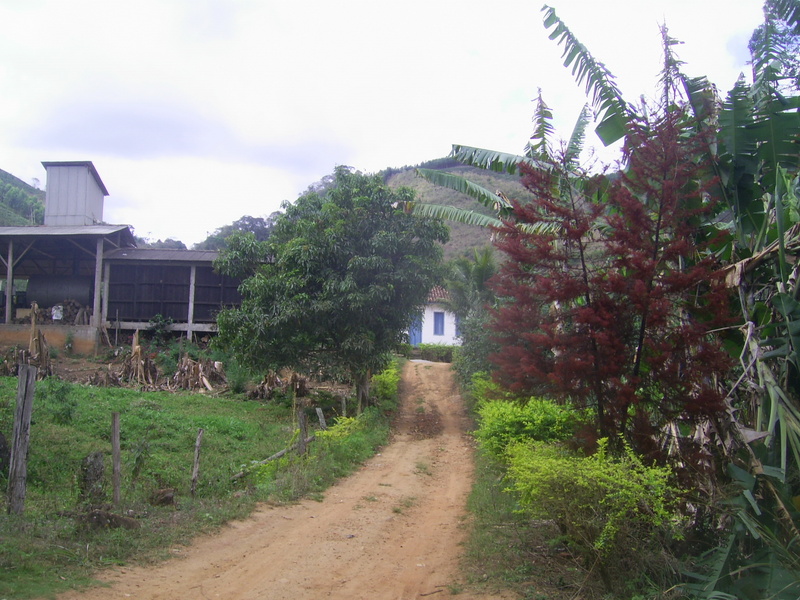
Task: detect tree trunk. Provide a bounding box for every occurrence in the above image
[355,370,371,414]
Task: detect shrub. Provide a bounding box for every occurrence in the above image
[371,363,401,409]
[415,343,453,362]
[474,397,583,460]
[506,439,684,592]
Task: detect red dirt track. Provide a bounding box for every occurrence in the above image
[55,360,511,600]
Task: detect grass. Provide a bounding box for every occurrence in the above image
[392,495,417,514]
[414,461,432,476]
[0,368,397,599]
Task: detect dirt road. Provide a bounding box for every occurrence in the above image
[58,360,505,600]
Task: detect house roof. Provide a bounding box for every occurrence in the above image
[41,161,109,195]
[428,286,449,303]
[104,247,220,264]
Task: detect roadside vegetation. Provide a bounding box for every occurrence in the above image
[441,2,800,598]
[0,357,401,599]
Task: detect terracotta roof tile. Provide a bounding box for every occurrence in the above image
[428,286,449,303]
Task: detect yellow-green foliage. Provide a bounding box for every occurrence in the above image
[475,398,583,460]
[470,373,585,460]
[506,439,683,585]
[316,415,363,441]
[250,407,390,500]
[371,364,401,408]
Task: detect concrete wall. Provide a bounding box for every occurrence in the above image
[0,325,98,355]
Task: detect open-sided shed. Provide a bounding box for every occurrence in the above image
[0,161,241,353]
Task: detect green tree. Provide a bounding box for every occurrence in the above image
[194,213,280,250]
[215,167,448,410]
[445,247,500,384]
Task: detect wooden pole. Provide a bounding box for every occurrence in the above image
[111,412,121,505]
[315,407,327,430]
[297,409,308,455]
[191,428,204,497]
[4,239,13,324]
[7,364,37,515]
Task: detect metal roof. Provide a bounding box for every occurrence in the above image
[41,161,109,195]
[104,248,220,263]
[0,225,134,237]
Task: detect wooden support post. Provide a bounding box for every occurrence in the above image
[187,265,197,342]
[4,239,13,324]
[92,237,104,329]
[191,428,204,497]
[111,412,121,505]
[7,364,37,515]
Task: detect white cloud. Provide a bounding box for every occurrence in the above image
[0,0,766,247]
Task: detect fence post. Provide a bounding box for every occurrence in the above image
[297,409,308,455]
[111,412,121,505]
[315,407,327,430]
[7,364,37,515]
[191,428,204,497]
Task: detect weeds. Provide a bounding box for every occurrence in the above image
[392,496,417,514]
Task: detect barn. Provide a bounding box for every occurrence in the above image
[0,161,241,353]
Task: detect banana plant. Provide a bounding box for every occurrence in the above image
[541,4,632,146]
[413,91,596,234]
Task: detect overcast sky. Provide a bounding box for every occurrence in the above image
[0,0,765,247]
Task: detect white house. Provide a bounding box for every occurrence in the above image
[408,286,460,346]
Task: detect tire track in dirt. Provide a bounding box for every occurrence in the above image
[55,360,507,600]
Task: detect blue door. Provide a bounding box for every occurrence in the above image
[409,315,422,346]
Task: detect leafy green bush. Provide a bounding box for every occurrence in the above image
[371,363,401,409]
[506,439,683,592]
[474,397,583,460]
[415,343,454,362]
[223,357,250,394]
[147,313,174,348]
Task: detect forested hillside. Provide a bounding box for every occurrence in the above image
[385,158,534,259]
[0,168,44,226]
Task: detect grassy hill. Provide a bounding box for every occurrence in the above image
[0,168,45,226]
[385,159,533,260]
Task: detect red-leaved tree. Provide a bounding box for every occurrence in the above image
[489,110,733,454]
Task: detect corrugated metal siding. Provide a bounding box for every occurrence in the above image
[193,267,241,321]
[106,263,241,324]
